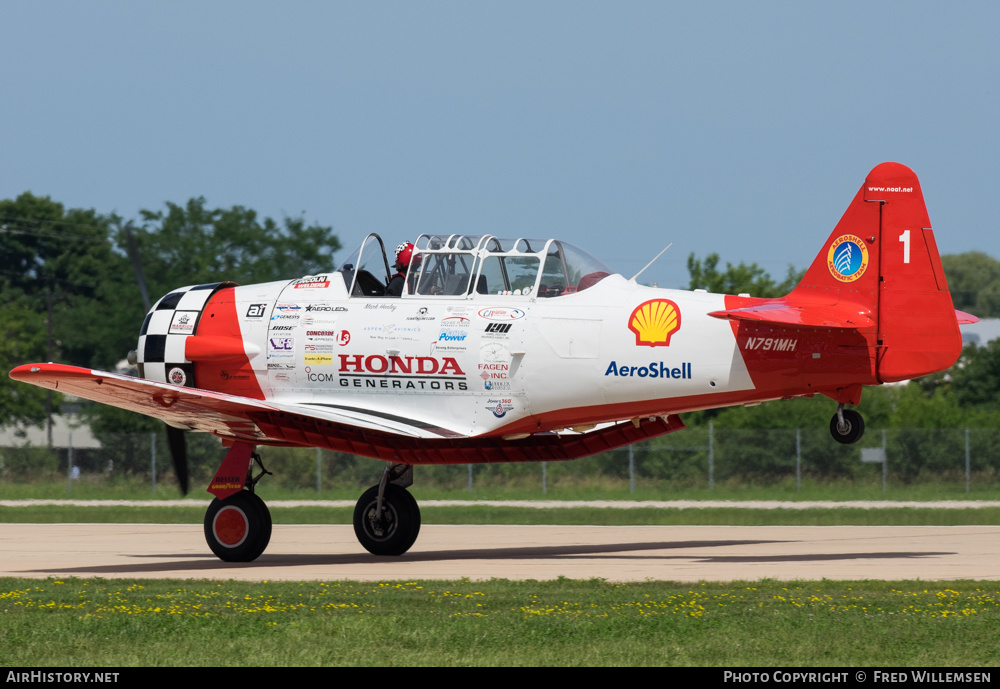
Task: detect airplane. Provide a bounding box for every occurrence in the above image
[9,162,976,563]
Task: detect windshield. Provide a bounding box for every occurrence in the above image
[409,235,614,298]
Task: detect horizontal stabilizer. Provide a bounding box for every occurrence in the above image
[707,303,875,329]
[956,310,979,325]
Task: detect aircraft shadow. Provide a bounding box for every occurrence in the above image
[19,538,956,576]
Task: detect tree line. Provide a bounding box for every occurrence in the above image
[0,192,340,430]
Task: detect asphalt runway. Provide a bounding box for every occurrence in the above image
[3,524,999,581]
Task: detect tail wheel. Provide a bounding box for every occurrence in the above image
[204,491,272,562]
[353,484,421,556]
[830,409,865,444]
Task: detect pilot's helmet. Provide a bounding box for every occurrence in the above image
[395,242,418,271]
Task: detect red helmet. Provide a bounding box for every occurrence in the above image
[395,242,418,270]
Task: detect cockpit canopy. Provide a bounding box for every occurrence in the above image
[336,233,614,298]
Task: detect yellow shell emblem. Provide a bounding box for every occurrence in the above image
[628,299,681,347]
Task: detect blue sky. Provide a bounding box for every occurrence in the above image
[2,1,998,288]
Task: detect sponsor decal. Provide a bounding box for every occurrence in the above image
[363,324,423,342]
[478,307,526,321]
[306,330,337,338]
[168,367,187,386]
[364,302,397,311]
[407,306,436,321]
[270,325,294,331]
[267,362,295,370]
[305,304,347,312]
[604,361,692,379]
[827,234,869,283]
[267,337,295,358]
[628,299,680,347]
[246,303,267,318]
[305,354,334,365]
[486,398,515,418]
[304,343,334,353]
[168,311,199,335]
[484,379,512,391]
[337,330,351,346]
[743,337,798,352]
[333,354,468,391]
[220,370,250,381]
[274,373,291,382]
[436,316,470,351]
[485,322,512,334]
[478,362,509,380]
[276,303,301,312]
[271,313,300,321]
[294,275,330,289]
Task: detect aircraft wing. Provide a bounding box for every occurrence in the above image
[9,363,684,464]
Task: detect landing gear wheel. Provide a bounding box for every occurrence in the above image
[830,409,865,444]
[204,491,272,562]
[353,484,421,556]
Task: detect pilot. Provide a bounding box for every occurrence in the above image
[386,242,418,296]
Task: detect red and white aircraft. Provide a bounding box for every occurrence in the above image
[10,162,974,562]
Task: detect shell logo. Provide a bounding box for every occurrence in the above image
[628,299,681,347]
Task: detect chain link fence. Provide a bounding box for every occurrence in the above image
[2,424,998,495]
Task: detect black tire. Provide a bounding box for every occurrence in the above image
[204,491,272,562]
[353,484,421,556]
[830,409,865,444]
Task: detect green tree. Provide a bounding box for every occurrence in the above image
[686,253,802,297]
[941,252,1000,318]
[0,192,137,369]
[123,198,341,299]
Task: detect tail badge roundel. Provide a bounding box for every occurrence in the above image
[827,234,869,283]
[628,299,681,347]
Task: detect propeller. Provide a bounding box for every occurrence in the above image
[165,425,189,495]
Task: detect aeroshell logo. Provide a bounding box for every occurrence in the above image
[827,234,869,283]
[478,307,525,321]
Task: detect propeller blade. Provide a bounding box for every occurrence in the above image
[165,425,189,495]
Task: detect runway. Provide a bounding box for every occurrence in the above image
[2,524,999,581]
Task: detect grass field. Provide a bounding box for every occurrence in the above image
[1,577,996,666]
[2,479,997,667]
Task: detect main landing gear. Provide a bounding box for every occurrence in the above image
[354,464,421,556]
[830,404,865,444]
[204,451,273,562]
[201,449,422,562]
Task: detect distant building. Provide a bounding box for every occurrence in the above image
[960,318,1000,346]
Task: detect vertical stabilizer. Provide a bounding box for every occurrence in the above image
[790,163,962,382]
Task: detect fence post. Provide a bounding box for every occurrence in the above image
[628,445,635,494]
[708,420,714,491]
[796,428,801,493]
[66,431,73,495]
[882,429,887,493]
[316,447,322,493]
[965,428,971,494]
[151,432,157,494]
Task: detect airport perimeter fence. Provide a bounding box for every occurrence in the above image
[1,424,999,495]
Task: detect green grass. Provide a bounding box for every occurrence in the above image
[1,577,996,666]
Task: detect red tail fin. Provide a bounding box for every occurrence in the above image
[793,162,962,382]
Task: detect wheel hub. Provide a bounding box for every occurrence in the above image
[213,506,249,547]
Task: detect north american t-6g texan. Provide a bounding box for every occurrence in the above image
[10,162,975,562]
